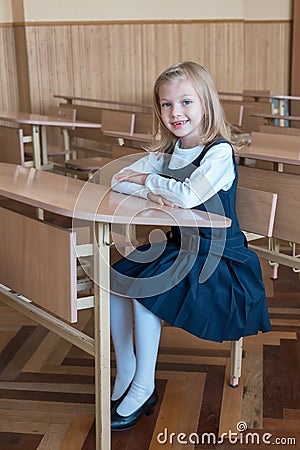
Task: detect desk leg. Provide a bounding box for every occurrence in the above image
[41,125,48,166]
[31,127,44,220]
[278,99,286,127]
[94,222,111,450]
[32,124,42,170]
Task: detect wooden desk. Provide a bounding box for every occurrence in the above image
[0,111,102,170]
[220,92,300,126]
[0,163,230,450]
[237,131,300,171]
[238,149,300,167]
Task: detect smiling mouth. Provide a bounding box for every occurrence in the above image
[172,120,189,129]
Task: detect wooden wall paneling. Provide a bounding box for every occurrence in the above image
[13,25,31,112]
[52,26,75,107]
[244,21,291,94]
[140,23,182,103]
[0,26,19,111]
[111,24,144,103]
[18,20,293,129]
[179,22,244,92]
[25,25,74,114]
[179,23,211,69]
[140,23,158,104]
[71,25,98,101]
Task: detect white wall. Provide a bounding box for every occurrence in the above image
[0,2,13,22]
[244,0,292,20]
[0,0,293,23]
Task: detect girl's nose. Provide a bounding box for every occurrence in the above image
[171,105,182,117]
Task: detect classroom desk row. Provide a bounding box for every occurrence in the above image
[0,110,102,170]
[0,162,230,450]
[219,91,300,114]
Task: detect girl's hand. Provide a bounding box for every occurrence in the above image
[113,169,148,185]
[147,192,178,208]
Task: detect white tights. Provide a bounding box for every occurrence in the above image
[110,293,161,416]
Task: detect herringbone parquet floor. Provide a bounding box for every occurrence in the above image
[0,261,299,450]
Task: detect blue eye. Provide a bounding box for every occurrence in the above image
[183,100,192,106]
[161,102,171,108]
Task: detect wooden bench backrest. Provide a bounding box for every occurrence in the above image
[60,103,136,150]
[238,166,300,243]
[242,89,272,102]
[222,102,244,127]
[48,106,77,129]
[241,102,273,133]
[60,103,103,141]
[101,110,135,133]
[134,113,153,134]
[0,126,24,165]
[236,187,277,237]
[0,207,77,322]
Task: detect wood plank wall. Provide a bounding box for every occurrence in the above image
[0,20,292,114]
[0,25,19,111]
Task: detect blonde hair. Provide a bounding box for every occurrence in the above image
[148,61,243,154]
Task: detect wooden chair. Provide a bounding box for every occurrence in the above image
[230,186,278,387]
[0,125,25,166]
[64,110,135,179]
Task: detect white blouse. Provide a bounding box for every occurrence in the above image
[111,141,235,209]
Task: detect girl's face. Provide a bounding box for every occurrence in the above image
[159,78,204,148]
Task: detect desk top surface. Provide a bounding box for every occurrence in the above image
[251,112,300,121]
[0,163,231,228]
[0,110,102,128]
[103,130,152,142]
[219,92,300,101]
[238,149,300,165]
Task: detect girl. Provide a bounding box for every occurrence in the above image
[109,61,271,430]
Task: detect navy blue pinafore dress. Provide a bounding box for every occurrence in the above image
[110,138,272,342]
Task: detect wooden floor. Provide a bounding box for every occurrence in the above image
[0,261,299,450]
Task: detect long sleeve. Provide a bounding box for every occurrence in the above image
[145,143,235,208]
[111,152,164,199]
[111,142,235,208]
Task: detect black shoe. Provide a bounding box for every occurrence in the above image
[111,384,131,413]
[111,388,158,431]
